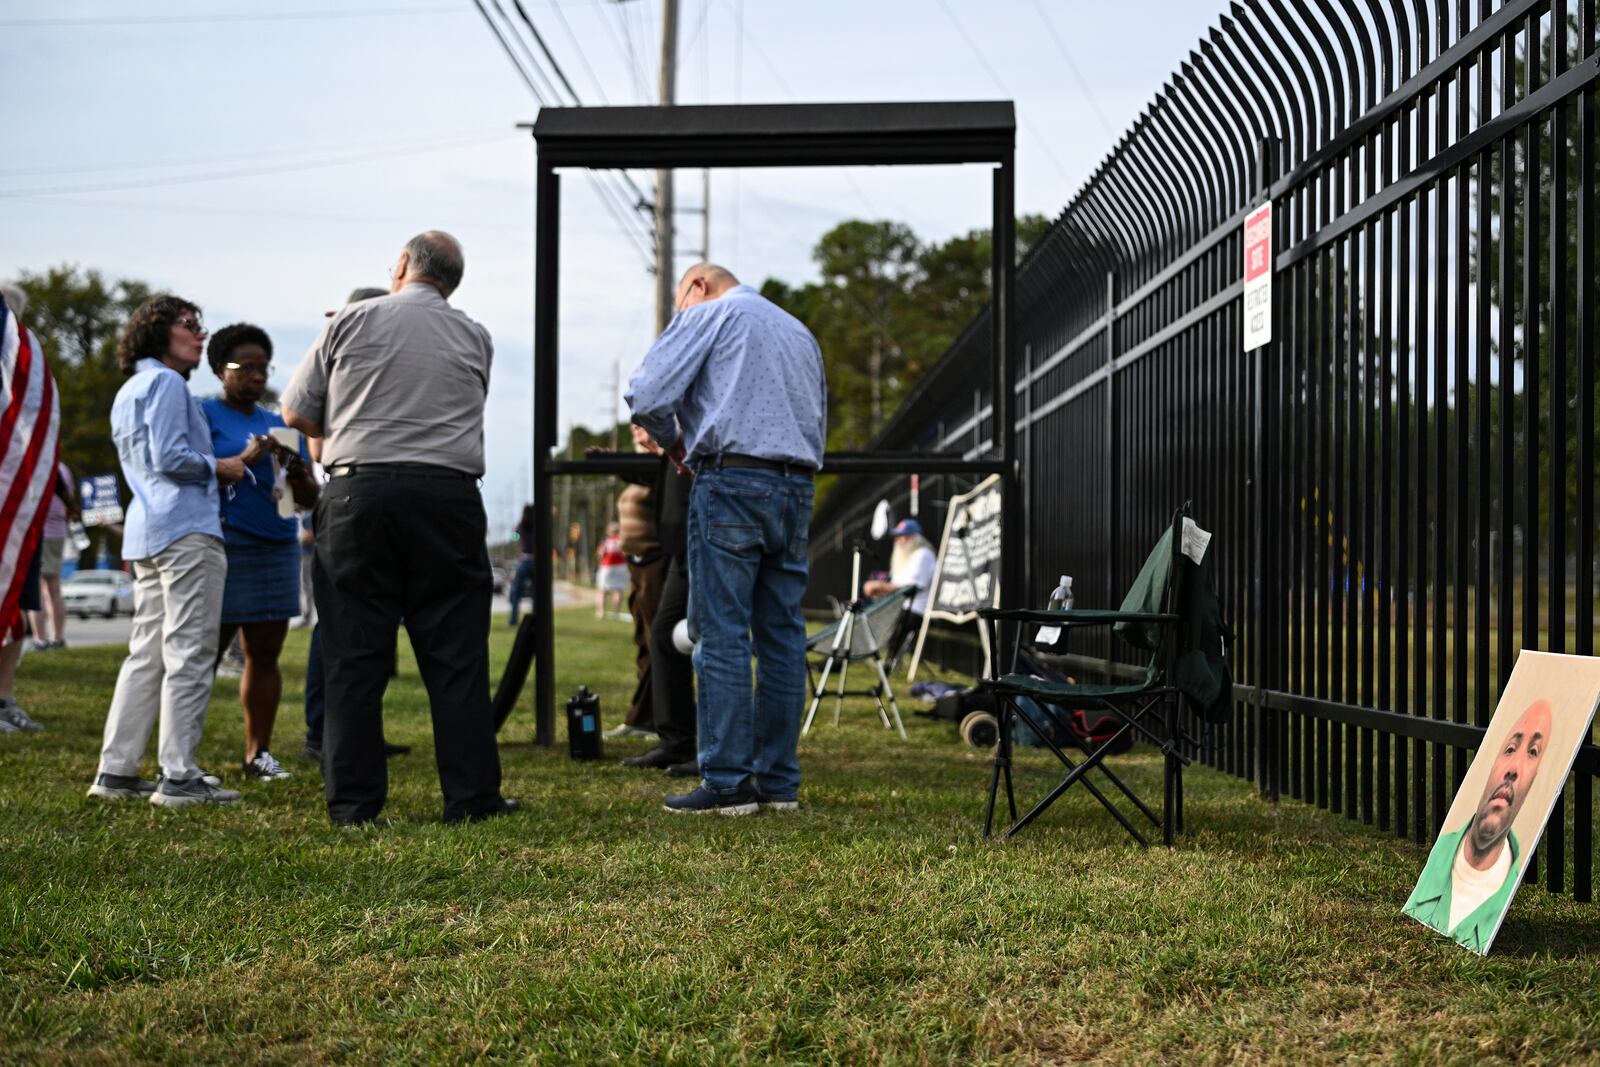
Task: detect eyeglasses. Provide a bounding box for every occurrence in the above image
[174,316,207,337]
[223,361,273,376]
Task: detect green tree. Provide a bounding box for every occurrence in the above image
[761,215,1050,453]
[13,266,159,563]
[14,266,153,487]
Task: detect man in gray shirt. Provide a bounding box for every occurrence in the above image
[282,231,516,826]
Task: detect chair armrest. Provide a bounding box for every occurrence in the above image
[978,607,1179,627]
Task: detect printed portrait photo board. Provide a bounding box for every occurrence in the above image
[1403,651,1600,955]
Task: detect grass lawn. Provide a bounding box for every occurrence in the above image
[3,606,1599,1064]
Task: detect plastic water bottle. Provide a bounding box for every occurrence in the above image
[1036,575,1073,648]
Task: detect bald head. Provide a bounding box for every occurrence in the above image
[674,262,739,313]
[395,230,465,297]
[1467,698,1554,865]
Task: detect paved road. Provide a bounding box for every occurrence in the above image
[33,586,582,652]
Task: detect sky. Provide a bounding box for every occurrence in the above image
[4,0,1224,538]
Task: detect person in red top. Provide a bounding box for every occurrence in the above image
[595,521,628,619]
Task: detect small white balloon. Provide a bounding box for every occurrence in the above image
[870,499,892,540]
[672,618,695,655]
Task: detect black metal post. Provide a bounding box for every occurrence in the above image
[993,157,1022,614]
[1252,136,1280,801]
[532,162,560,746]
[1104,271,1118,609]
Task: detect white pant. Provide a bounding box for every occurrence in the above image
[96,533,226,780]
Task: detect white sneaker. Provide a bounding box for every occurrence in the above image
[602,723,657,741]
[244,751,291,780]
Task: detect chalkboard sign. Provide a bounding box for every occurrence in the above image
[79,473,123,527]
[906,474,1001,679]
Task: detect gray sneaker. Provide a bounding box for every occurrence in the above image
[87,773,160,800]
[150,776,242,808]
[0,699,43,733]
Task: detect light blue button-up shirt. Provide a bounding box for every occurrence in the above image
[626,285,827,470]
[111,358,222,559]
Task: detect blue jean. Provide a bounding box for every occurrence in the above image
[508,558,536,624]
[687,466,812,798]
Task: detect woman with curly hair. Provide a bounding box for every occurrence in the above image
[202,323,319,782]
[88,295,256,809]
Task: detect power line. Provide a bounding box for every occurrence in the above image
[723,0,879,218]
[0,127,511,178]
[0,132,517,198]
[470,0,655,268]
[1028,0,1116,140]
[504,0,653,209]
[934,0,1076,187]
[471,0,551,105]
[612,0,652,102]
[498,0,655,245]
[549,0,611,104]
[0,6,465,27]
[507,0,585,103]
[487,0,567,104]
[8,193,533,232]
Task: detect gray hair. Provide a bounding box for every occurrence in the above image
[0,284,27,317]
[346,286,388,304]
[404,231,464,295]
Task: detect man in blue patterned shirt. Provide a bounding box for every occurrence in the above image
[627,263,826,815]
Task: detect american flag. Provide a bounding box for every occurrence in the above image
[0,301,60,637]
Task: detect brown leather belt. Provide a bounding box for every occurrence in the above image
[713,453,815,479]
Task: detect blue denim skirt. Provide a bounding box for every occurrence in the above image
[220,534,301,624]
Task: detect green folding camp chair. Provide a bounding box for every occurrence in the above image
[978,504,1229,846]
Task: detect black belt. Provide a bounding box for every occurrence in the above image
[712,453,815,479]
[328,463,476,481]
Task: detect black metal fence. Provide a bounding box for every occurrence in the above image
[812,0,1599,899]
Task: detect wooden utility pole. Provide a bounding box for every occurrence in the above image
[653,0,679,333]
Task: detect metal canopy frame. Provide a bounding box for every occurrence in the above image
[526,100,1020,745]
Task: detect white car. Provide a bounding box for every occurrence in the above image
[63,571,135,618]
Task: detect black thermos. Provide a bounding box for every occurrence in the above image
[566,686,603,760]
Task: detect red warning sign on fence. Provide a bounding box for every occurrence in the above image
[1243,201,1272,351]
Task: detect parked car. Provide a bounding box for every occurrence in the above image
[62,570,134,618]
[490,565,508,595]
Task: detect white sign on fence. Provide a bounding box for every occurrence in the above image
[906,474,1001,680]
[1243,201,1273,351]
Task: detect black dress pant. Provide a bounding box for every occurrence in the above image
[314,468,503,823]
[649,554,696,759]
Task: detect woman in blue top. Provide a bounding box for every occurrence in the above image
[203,324,319,782]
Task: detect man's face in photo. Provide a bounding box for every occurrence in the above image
[1470,699,1553,854]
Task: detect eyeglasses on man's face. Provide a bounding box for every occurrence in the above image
[223,360,272,377]
[174,316,207,337]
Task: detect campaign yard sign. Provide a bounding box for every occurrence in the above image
[906,474,1002,679]
[78,473,123,527]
